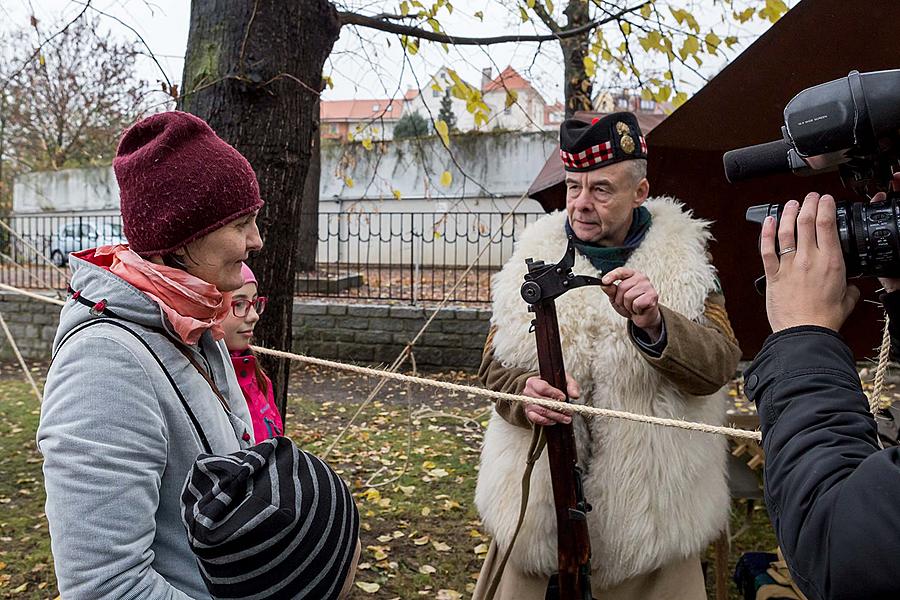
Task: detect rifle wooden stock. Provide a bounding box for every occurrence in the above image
[532,299,593,600]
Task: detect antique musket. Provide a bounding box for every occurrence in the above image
[520,237,601,600]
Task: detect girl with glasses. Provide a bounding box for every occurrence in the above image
[222,263,283,441]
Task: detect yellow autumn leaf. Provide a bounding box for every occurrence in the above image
[400,0,410,16]
[582,56,596,78]
[439,171,452,187]
[419,564,437,574]
[673,91,689,108]
[725,36,739,48]
[527,0,535,7]
[519,6,528,22]
[437,590,463,600]
[545,0,554,13]
[322,75,334,89]
[11,583,28,593]
[421,506,431,516]
[361,138,373,150]
[474,10,483,21]
[640,3,651,18]
[733,7,755,23]
[620,21,630,36]
[356,581,380,593]
[398,484,415,494]
[705,32,721,53]
[504,89,518,109]
[413,535,431,545]
[377,534,393,542]
[474,542,489,555]
[392,189,402,200]
[422,460,436,469]
[679,36,700,61]
[343,176,354,188]
[433,540,452,551]
[655,85,672,103]
[435,119,450,146]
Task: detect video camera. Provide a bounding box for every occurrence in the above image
[723,69,900,278]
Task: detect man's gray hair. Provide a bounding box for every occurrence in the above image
[627,159,648,184]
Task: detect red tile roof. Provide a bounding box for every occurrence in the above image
[482,66,534,93]
[320,99,403,122]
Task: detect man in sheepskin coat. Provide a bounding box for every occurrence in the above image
[471,112,742,600]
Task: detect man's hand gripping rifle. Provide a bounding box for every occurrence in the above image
[521,236,601,600]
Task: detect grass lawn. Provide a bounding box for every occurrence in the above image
[0,362,777,599]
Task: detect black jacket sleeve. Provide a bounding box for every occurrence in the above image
[744,326,900,600]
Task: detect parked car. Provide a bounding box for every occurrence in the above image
[50,222,127,266]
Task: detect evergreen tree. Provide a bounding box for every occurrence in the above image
[437,90,457,132]
[394,111,430,139]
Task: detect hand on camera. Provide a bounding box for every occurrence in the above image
[600,268,663,341]
[522,375,580,426]
[761,193,860,332]
[873,172,900,293]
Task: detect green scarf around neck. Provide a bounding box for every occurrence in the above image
[564,206,652,274]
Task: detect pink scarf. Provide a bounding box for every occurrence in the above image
[94,245,231,345]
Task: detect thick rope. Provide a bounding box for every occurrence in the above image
[0,311,42,401]
[252,345,762,441]
[870,313,892,412]
[0,257,763,441]
[322,196,528,458]
[0,283,66,306]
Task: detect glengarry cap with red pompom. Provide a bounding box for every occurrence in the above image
[113,111,265,257]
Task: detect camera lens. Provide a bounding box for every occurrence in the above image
[746,197,900,278]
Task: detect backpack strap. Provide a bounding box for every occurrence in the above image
[54,318,213,454]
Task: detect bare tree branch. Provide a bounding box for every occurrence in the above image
[529,1,562,33]
[339,2,648,45]
[69,0,172,89]
[0,1,92,93]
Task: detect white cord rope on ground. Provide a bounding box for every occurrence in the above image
[252,345,763,442]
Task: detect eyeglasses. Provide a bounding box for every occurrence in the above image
[231,296,267,318]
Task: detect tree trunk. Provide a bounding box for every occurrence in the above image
[562,0,593,118]
[179,0,340,419]
[297,98,320,272]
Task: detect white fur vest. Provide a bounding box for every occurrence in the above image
[475,198,730,589]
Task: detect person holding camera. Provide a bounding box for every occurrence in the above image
[744,189,900,600]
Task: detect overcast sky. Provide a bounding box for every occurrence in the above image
[2,0,799,106]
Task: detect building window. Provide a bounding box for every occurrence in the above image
[372,103,380,112]
[640,99,655,111]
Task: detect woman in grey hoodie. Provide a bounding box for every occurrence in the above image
[38,111,266,599]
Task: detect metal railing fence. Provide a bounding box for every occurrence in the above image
[0,210,545,303]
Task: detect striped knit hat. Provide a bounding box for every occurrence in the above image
[181,437,360,600]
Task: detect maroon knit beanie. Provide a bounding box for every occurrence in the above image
[114,111,264,257]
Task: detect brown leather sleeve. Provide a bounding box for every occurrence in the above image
[478,327,537,429]
[630,293,742,395]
